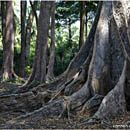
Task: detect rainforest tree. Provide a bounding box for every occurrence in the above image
[0,0,130,128]
[1,1,16,80]
[46,1,55,80]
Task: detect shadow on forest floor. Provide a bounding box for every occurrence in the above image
[0,83,130,129]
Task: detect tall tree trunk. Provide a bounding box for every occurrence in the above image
[46,2,55,80]
[68,18,72,48]
[20,1,27,77]
[25,1,51,87]
[0,1,6,75]
[85,12,88,37]
[89,1,112,96]
[68,1,112,109]
[2,1,15,80]
[25,1,38,66]
[93,0,130,120]
[79,1,85,49]
[1,1,6,46]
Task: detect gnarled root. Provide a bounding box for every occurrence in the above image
[64,47,93,96]
[0,98,65,128]
[58,96,71,120]
[0,90,53,113]
[80,94,104,116]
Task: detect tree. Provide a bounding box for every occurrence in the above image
[29,0,38,28]
[46,2,55,80]
[55,1,79,49]
[20,1,27,77]
[79,1,85,49]
[23,1,51,89]
[25,1,38,67]
[1,1,15,80]
[1,1,6,48]
[0,0,130,128]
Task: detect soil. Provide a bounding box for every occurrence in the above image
[0,83,130,129]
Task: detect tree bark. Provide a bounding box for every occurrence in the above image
[1,1,6,47]
[25,2,51,88]
[79,1,85,49]
[29,0,38,28]
[2,1,15,80]
[25,1,38,66]
[92,0,130,121]
[89,1,112,96]
[46,2,55,80]
[68,18,72,48]
[93,60,127,120]
[85,12,88,37]
[20,1,27,77]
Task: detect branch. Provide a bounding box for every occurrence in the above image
[29,0,38,28]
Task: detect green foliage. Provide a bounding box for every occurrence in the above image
[53,26,79,76]
[25,66,32,75]
[55,1,79,28]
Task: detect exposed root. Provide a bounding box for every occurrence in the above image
[48,76,77,103]
[76,118,97,128]
[0,72,25,83]
[80,94,104,116]
[0,98,64,128]
[0,90,53,113]
[64,47,93,96]
[58,96,71,120]
[13,73,25,83]
[48,49,93,102]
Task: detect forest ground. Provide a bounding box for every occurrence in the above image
[0,83,130,129]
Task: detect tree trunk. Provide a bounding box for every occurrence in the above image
[2,1,15,80]
[46,2,55,80]
[0,1,6,75]
[85,12,88,37]
[25,1,38,66]
[25,2,51,88]
[20,1,27,77]
[92,0,130,121]
[93,60,127,121]
[64,1,112,110]
[89,1,112,96]
[68,18,72,48]
[29,0,38,28]
[1,1,6,47]
[79,1,85,49]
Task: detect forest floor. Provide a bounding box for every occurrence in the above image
[0,83,130,129]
